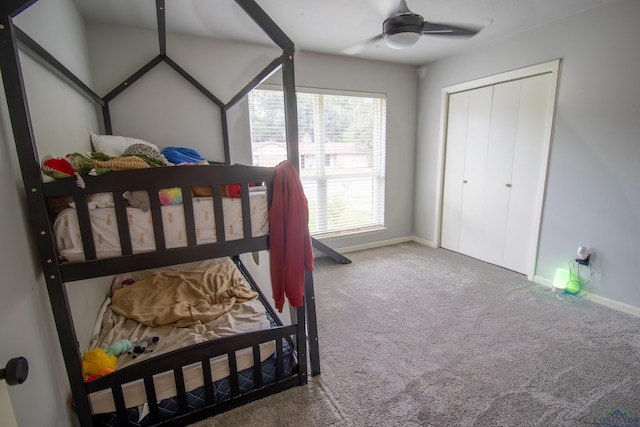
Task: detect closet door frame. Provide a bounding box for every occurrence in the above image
[433,59,561,280]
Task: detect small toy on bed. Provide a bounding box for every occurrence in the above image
[159,187,183,205]
[105,339,132,356]
[82,348,117,382]
[130,336,160,359]
[223,184,242,198]
[161,146,207,166]
[41,152,109,184]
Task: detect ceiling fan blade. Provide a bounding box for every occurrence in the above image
[422,22,480,37]
[342,34,384,55]
[395,0,411,14]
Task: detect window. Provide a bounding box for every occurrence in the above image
[248,88,386,237]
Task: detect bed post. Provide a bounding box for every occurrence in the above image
[295,303,308,385]
[0,5,94,426]
[282,49,299,170]
[305,271,321,376]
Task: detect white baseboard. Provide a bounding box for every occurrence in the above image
[533,275,640,318]
[323,236,415,254]
[314,235,436,257]
[411,236,437,248]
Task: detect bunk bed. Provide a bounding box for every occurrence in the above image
[0,1,321,425]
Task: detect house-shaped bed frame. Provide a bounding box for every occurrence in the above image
[0,1,332,425]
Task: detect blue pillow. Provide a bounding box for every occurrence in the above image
[161,147,206,165]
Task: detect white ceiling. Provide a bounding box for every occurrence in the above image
[73,0,614,66]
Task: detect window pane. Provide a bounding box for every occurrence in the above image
[248,88,386,236]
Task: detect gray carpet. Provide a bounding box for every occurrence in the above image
[192,242,640,426]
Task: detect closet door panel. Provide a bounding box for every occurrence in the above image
[482,80,521,265]
[441,91,470,252]
[458,86,493,261]
[503,74,553,272]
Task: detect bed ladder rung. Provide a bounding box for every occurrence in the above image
[228,351,239,397]
[252,344,263,388]
[143,375,160,421]
[173,366,188,414]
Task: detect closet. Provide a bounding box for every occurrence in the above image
[440,68,557,275]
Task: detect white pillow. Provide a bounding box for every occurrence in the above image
[90,131,159,156]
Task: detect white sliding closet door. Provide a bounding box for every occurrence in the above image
[502,74,553,273]
[458,86,492,262]
[440,91,469,252]
[441,72,554,274]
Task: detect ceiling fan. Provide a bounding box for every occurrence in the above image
[344,0,482,54]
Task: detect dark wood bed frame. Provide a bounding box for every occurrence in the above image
[0,1,328,425]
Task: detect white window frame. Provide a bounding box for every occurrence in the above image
[249,85,386,238]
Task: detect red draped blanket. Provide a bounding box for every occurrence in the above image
[269,160,314,312]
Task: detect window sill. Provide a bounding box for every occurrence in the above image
[311,226,387,241]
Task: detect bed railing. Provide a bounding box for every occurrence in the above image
[43,164,275,281]
[85,325,302,426]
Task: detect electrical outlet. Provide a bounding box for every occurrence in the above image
[576,254,590,266]
[576,246,590,266]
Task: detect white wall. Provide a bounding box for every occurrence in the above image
[1,0,94,425]
[414,0,640,309]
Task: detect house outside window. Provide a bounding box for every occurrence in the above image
[248,87,386,237]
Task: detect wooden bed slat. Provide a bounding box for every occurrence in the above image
[252,344,263,388]
[228,351,240,397]
[212,185,226,242]
[201,358,215,406]
[112,190,133,256]
[111,384,129,425]
[148,191,166,251]
[174,367,188,414]
[276,338,284,380]
[73,194,97,260]
[143,376,160,421]
[181,187,197,246]
[240,183,252,240]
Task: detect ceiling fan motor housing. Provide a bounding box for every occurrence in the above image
[383,13,424,37]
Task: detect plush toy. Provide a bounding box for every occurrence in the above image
[41,155,76,179]
[82,348,117,381]
[158,187,183,205]
[105,339,132,356]
[131,336,160,359]
[224,184,242,198]
[41,152,106,182]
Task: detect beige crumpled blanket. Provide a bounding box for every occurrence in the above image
[109,261,259,327]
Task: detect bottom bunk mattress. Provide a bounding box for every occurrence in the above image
[83,258,296,425]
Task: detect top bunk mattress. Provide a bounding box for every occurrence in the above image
[53,191,269,262]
